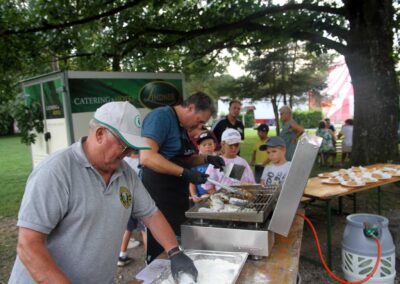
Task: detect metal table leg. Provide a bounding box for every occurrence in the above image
[377,186,381,215]
[353,193,357,213]
[326,199,332,269]
[338,197,343,215]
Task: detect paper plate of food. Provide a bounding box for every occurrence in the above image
[381,168,400,176]
[361,177,379,184]
[322,178,341,185]
[371,172,392,180]
[318,171,339,178]
[350,166,365,172]
[318,172,332,178]
[390,171,400,177]
[340,180,366,188]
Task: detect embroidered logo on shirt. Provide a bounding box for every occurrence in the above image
[119,187,132,208]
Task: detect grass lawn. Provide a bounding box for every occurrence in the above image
[0,136,32,218]
[0,135,32,282]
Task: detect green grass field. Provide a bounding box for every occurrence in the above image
[0,136,32,218]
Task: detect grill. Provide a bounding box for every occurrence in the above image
[182,134,322,258]
[185,185,280,223]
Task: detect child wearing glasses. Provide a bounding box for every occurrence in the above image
[203,128,255,192]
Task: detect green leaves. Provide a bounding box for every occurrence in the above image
[8,95,44,145]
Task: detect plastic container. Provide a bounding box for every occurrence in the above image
[342,214,396,283]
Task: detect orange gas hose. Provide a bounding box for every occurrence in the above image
[296,212,381,284]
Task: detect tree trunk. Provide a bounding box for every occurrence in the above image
[344,0,399,165]
[112,54,121,71]
[271,94,280,135]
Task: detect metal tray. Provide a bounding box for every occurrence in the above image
[152,250,248,284]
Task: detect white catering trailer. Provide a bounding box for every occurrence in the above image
[21,71,185,168]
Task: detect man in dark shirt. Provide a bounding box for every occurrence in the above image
[212,100,244,149]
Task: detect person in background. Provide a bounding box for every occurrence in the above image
[250,123,270,183]
[316,120,336,167]
[117,152,147,267]
[140,92,225,263]
[259,136,291,186]
[278,105,304,161]
[325,118,336,133]
[325,118,337,164]
[188,125,207,153]
[211,99,244,150]
[8,101,197,284]
[189,131,217,203]
[338,118,353,167]
[203,128,255,192]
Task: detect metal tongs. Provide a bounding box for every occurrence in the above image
[207,164,246,193]
[206,178,238,193]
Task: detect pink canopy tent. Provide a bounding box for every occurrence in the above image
[321,56,354,124]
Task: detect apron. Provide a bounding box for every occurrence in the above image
[142,107,196,263]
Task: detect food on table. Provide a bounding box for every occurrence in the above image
[318,172,334,178]
[330,178,340,183]
[371,173,382,179]
[361,177,378,183]
[340,174,351,180]
[350,166,363,172]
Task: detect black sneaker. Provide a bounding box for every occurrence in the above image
[117,256,133,267]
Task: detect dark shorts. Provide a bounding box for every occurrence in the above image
[127,216,146,232]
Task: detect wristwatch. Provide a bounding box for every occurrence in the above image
[167,246,182,258]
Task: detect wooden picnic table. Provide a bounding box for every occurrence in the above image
[236,212,304,284]
[302,163,400,268]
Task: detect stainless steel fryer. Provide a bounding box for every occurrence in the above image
[181,134,323,258]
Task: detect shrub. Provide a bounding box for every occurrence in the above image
[244,110,255,128]
[293,109,323,129]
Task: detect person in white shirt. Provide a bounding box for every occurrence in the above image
[338,119,353,166]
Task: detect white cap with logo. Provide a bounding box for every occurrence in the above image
[221,128,243,145]
[94,101,151,150]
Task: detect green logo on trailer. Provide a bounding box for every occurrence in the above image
[139,81,182,109]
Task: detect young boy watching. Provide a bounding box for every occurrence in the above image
[189,131,217,202]
[250,123,270,183]
[260,136,291,186]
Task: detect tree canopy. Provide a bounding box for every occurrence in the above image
[0,0,399,164]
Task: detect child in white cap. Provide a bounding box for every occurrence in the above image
[203,128,255,192]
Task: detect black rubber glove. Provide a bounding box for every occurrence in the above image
[205,155,225,169]
[182,168,208,184]
[170,251,198,283]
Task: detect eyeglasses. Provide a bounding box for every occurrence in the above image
[105,128,138,155]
